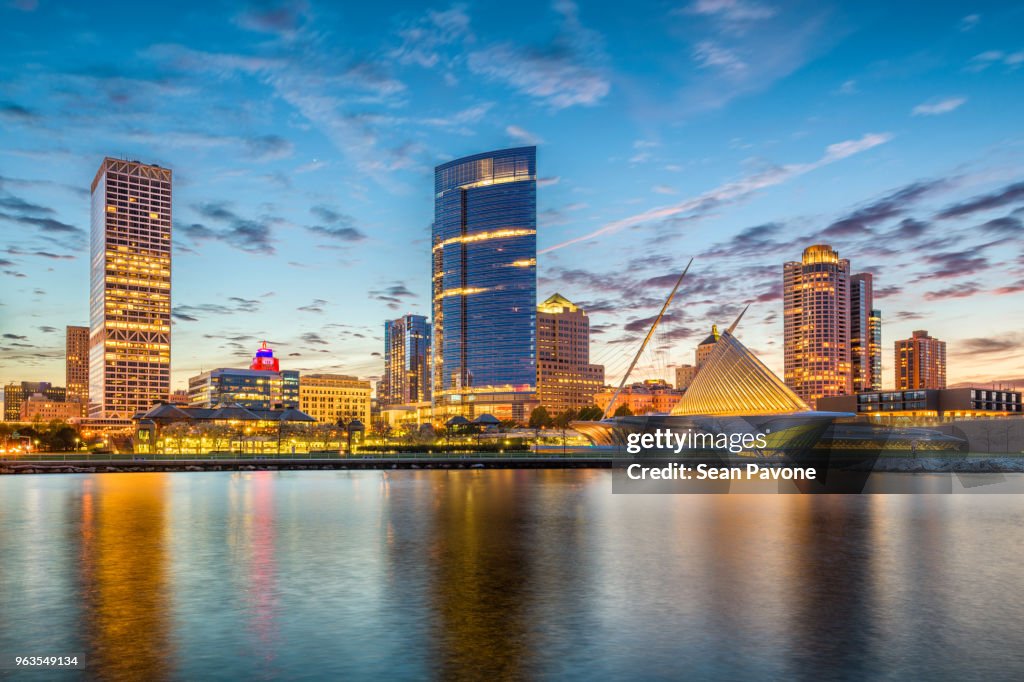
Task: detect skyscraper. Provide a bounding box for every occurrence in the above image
[895,330,947,390]
[432,146,537,422]
[89,158,172,418]
[381,314,431,406]
[66,325,89,415]
[850,273,882,392]
[536,293,604,414]
[783,244,852,407]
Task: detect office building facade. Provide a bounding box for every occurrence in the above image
[381,315,431,406]
[89,157,172,418]
[675,364,698,391]
[895,330,947,390]
[432,146,538,422]
[3,382,66,422]
[187,368,299,410]
[536,294,605,414]
[299,374,372,425]
[65,325,89,415]
[850,274,882,392]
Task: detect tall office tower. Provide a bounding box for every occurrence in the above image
[783,244,852,407]
[895,330,947,390]
[850,273,882,392]
[65,325,89,415]
[868,309,882,390]
[381,315,431,406]
[536,294,605,414]
[695,325,720,368]
[432,146,538,422]
[89,157,172,418]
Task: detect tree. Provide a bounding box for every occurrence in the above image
[529,406,553,429]
[553,409,577,428]
[577,405,604,421]
[613,404,634,417]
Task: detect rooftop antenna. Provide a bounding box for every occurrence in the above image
[601,258,693,420]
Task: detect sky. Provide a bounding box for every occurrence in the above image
[1,0,1022,394]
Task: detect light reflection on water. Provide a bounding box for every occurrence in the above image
[1,471,1024,680]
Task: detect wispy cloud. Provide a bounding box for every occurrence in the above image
[466,0,609,109]
[912,97,966,116]
[506,125,543,145]
[541,132,892,253]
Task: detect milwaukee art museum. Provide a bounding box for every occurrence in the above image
[572,307,963,462]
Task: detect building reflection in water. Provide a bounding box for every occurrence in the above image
[242,471,279,659]
[425,469,534,679]
[79,473,172,681]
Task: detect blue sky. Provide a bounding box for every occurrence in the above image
[1,0,1022,392]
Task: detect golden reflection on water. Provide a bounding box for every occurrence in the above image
[427,469,534,679]
[79,473,171,681]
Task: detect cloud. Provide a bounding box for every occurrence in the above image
[919,252,988,280]
[684,0,776,26]
[541,131,892,253]
[0,211,84,237]
[506,125,543,145]
[306,206,366,242]
[297,299,328,313]
[244,134,294,161]
[234,0,310,38]
[301,332,328,345]
[369,282,417,310]
[935,181,1024,219]
[693,41,747,76]
[923,281,983,301]
[466,1,609,109]
[391,5,472,69]
[823,179,946,238]
[38,326,57,333]
[912,97,966,116]
[3,333,27,340]
[537,176,561,188]
[172,298,262,321]
[957,335,1022,355]
[979,216,1022,235]
[966,50,1024,72]
[0,101,40,122]
[836,79,857,95]
[179,202,277,254]
[959,14,980,32]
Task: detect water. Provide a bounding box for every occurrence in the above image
[2,470,1024,680]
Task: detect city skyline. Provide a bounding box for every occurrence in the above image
[1,0,1023,392]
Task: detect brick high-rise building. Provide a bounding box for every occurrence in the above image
[535,294,604,415]
[89,158,172,418]
[65,325,89,416]
[895,330,947,390]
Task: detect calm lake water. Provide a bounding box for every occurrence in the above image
[2,470,1024,680]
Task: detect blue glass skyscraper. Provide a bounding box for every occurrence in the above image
[432,146,537,422]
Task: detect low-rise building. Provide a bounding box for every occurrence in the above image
[594,379,685,416]
[818,387,1022,420]
[20,393,82,422]
[299,374,371,425]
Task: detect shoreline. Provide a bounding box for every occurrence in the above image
[3,454,1024,475]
